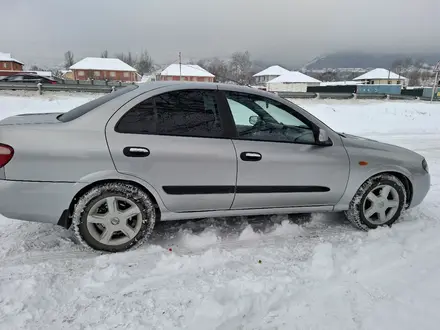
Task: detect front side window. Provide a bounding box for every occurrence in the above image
[116,90,223,138]
[225,91,315,144]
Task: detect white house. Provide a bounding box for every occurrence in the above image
[253,65,290,85]
[158,64,215,82]
[267,71,321,92]
[70,57,139,82]
[354,68,408,86]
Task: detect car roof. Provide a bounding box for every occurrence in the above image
[9,72,50,78]
[134,81,276,98]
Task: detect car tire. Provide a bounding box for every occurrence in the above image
[72,182,156,252]
[345,174,407,231]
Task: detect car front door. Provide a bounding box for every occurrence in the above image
[105,87,237,213]
[221,90,350,210]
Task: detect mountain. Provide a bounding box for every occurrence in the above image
[302,52,440,70]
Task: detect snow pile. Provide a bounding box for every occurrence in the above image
[0,94,439,329]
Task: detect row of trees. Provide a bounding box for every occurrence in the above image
[308,57,437,87]
[62,50,436,86]
[195,51,255,84]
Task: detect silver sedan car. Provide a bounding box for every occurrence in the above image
[0,82,431,252]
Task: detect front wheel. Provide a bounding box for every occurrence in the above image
[72,182,156,252]
[345,174,407,231]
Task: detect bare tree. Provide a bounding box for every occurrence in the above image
[115,53,125,62]
[391,59,403,71]
[196,59,207,69]
[402,57,413,68]
[30,65,42,71]
[229,51,253,84]
[136,50,154,74]
[408,70,421,86]
[206,58,230,82]
[127,52,134,66]
[52,69,63,78]
[115,52,136,67]
[101,50,109,58]
[317,70,338,82]
[64,51,74,69]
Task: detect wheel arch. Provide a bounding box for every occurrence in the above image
[334,169,413,212]
[64,179,162,229]
[357,171,413,207]
[383,171,413,207]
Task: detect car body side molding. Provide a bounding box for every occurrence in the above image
[162,185,330,195]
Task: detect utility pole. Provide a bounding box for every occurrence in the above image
[431,60,440,102]
[179,52,182,81]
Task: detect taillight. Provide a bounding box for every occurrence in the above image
[0,144,14,168]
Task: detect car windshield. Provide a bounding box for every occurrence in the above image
[57,85,138,122]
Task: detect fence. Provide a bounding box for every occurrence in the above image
[0,79,131,94]
[0,80,438,102]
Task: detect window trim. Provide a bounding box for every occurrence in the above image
[57,85,139,122]
[219,90,326,146]
[114,89,235,140]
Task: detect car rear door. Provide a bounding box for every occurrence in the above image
[105,86,237,213]
[220,89,350,210]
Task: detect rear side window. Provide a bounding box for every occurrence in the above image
[116,89,224,138]
[58,85,138,122]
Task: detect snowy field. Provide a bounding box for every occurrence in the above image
[0,91,440,329]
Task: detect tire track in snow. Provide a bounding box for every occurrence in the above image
[0,222,354,280]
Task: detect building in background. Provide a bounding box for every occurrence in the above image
[60,70,74,80]
[253,65,290,85]
[0,52,24,78]
[158,64,215,82]
[70,57,139,82]
[267,71,321,92]
[354,68,408,86]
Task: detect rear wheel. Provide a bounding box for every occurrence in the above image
[72,182,156,252]
[345,174,406,231]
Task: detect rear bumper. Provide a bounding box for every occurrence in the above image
[0,179,78,225]
[409,172,431,208]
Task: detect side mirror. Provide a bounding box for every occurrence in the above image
[318,128,328,142]
[316,128,332,146]
[249,115,260,125]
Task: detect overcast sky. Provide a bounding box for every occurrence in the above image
[2,0,439,68]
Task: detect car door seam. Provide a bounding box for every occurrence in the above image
[229,140,239,209]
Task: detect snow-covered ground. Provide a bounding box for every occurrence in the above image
[0,92,439,329]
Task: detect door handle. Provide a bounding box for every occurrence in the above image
[123,146,150,157]
[240,151,262,162]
